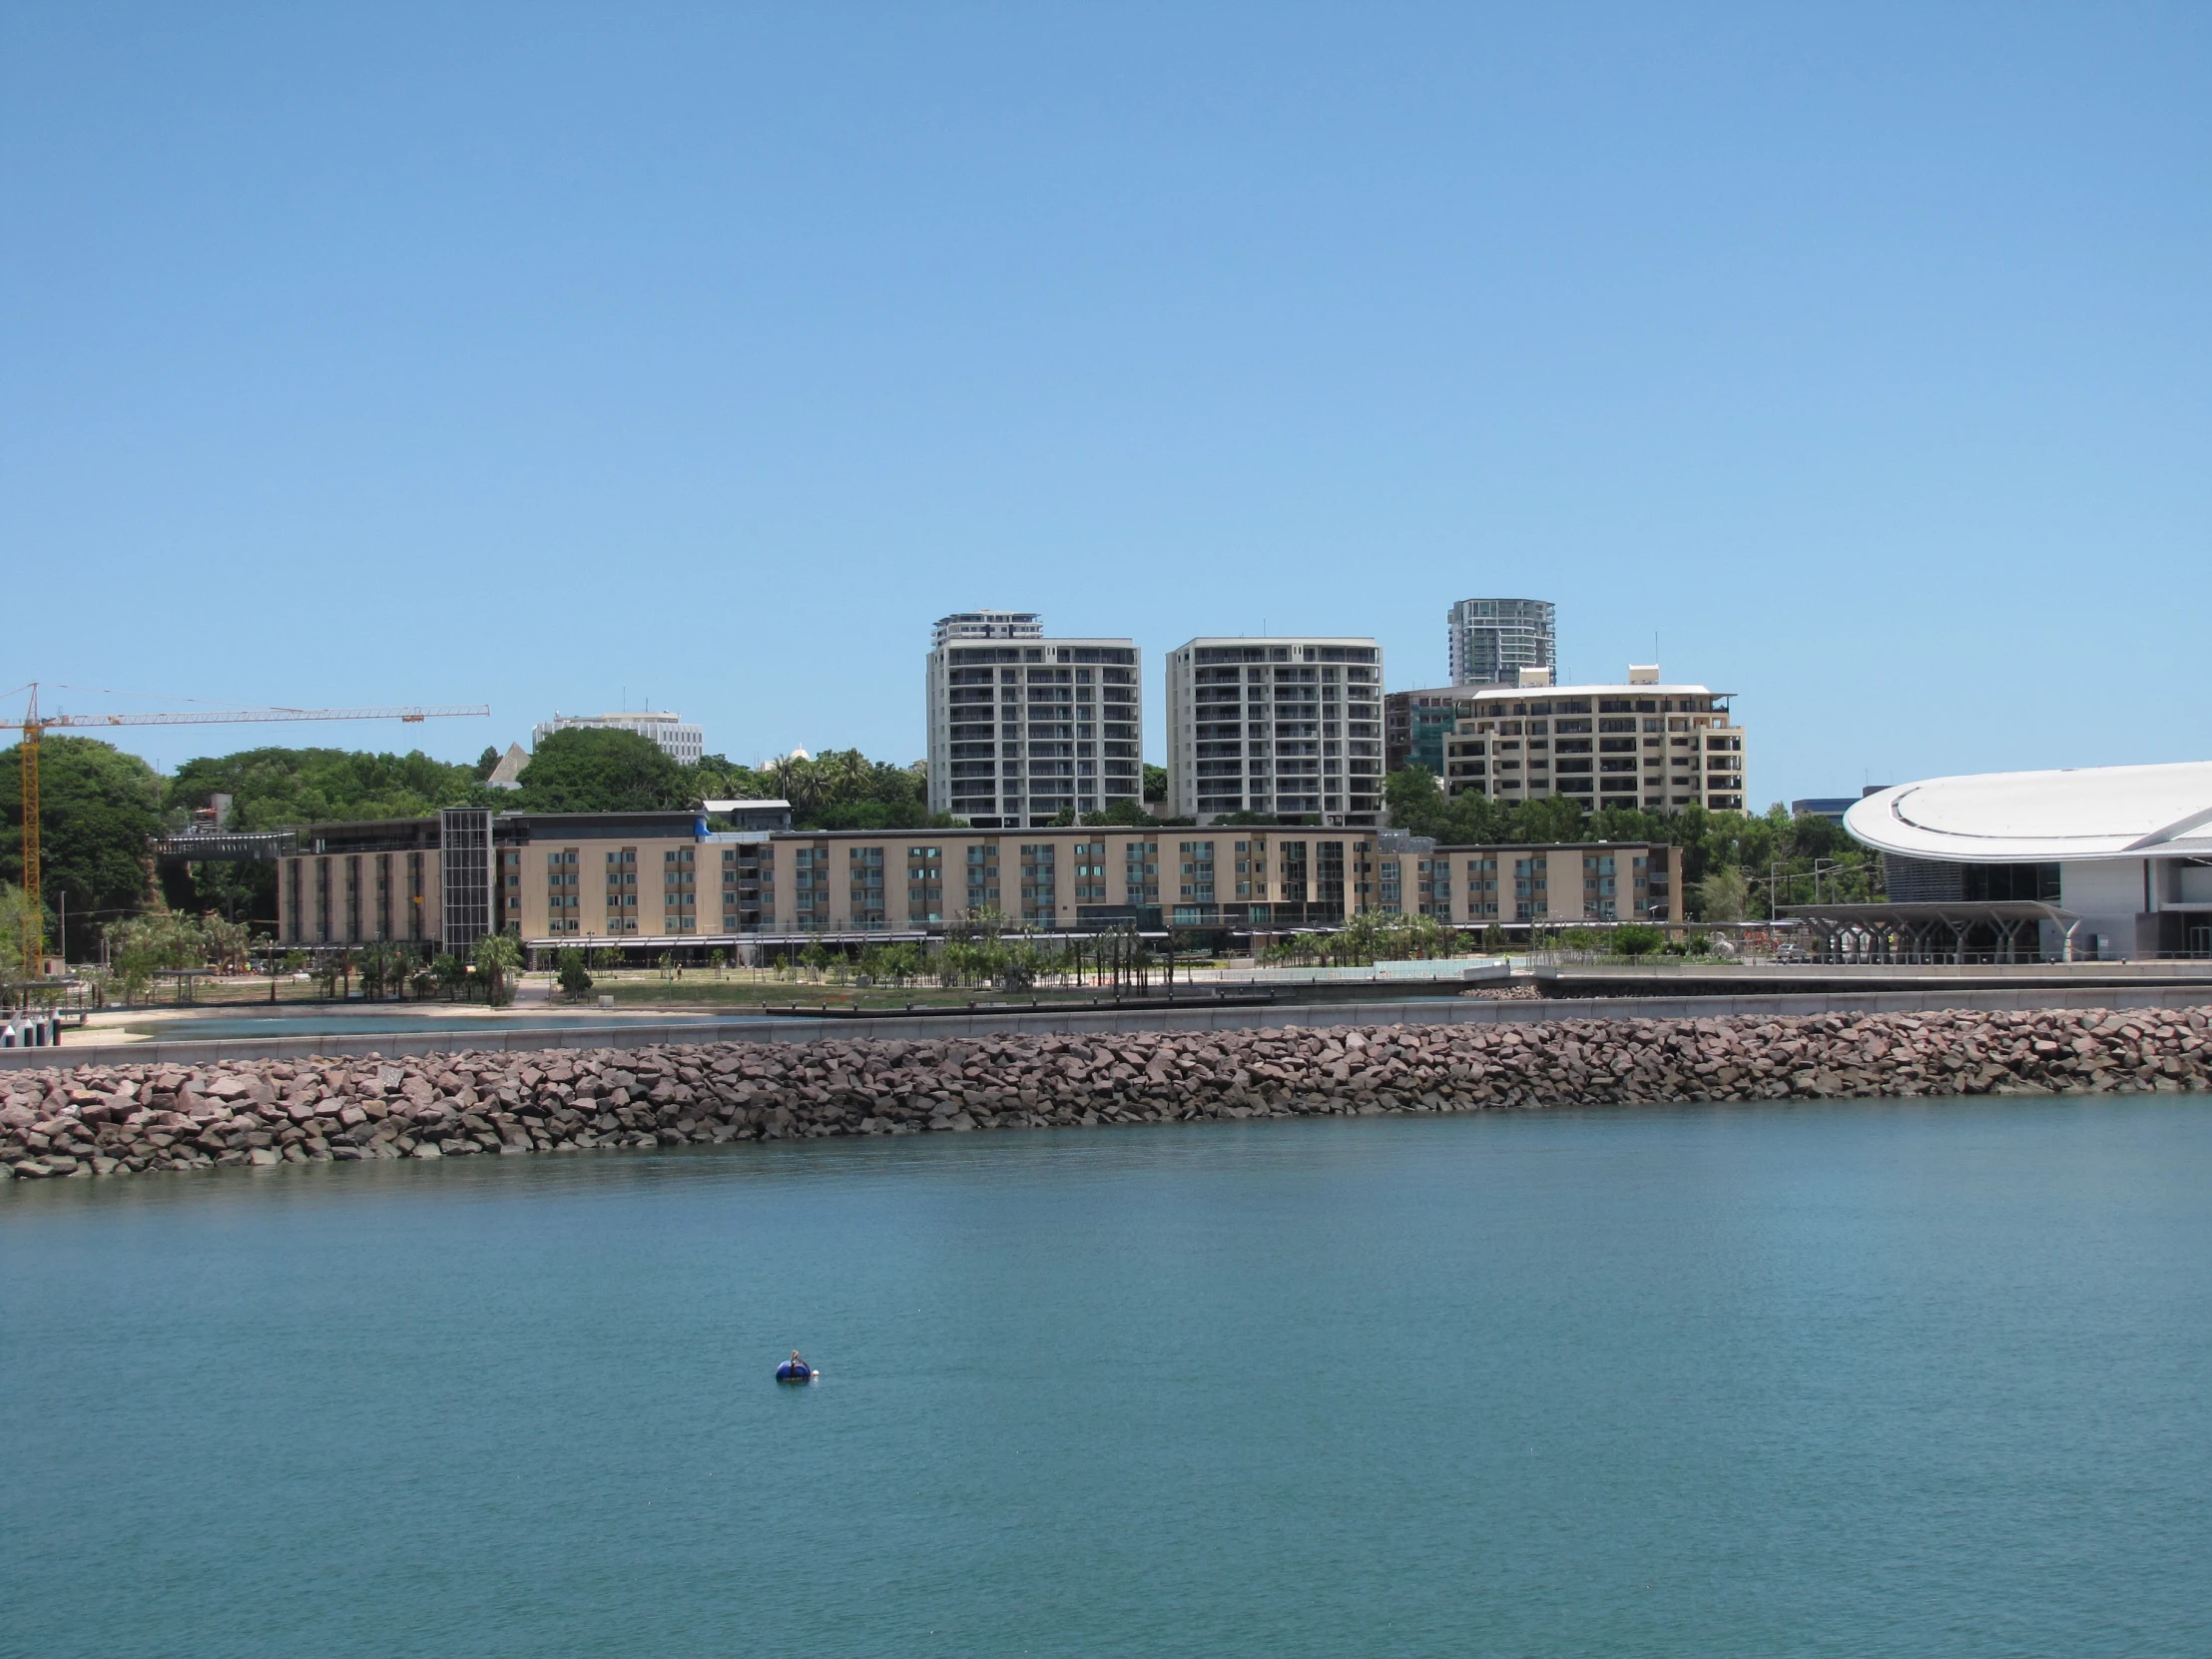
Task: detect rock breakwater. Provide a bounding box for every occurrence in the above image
[6,1005,2208,1180]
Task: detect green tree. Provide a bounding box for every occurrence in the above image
[1085,800,1155,827]
[167,857,272,930]
[168,745,487,830]
[1333,909,1450,965]
[473,931,522,1006]
[103,907,205,1002]
[356,940,400,1000]
[1612,923,1665,958]
[694,754,774,801]
[761,749,936,830]
[1382,767,1448,837]
[1513,794,1588,844]
[198,912,252,972]
[1693,866,1750,922]
[1142,764,1169,805]
[556,946,594,999]
[0,737,165,962]
[0,882,46,987]
[509,728,692,813]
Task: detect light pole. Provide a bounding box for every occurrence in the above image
[1811,858,1868,905]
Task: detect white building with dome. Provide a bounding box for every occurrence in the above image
[1831,761,2212,961]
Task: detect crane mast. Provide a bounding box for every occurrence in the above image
[13,685,489,979]
[17,687,39,983]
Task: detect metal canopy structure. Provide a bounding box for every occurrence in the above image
[1781,900,2082,965]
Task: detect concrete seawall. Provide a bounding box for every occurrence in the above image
[14,983,2212,1072]
[5,1003,2207,1181]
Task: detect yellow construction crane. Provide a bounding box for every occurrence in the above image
[12,684,490,977]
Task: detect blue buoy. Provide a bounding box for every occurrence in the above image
[777,1356,815,1383]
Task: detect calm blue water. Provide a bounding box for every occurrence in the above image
[5,1101,2209,1658]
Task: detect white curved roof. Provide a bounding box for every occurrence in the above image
[1846,762,2212,863]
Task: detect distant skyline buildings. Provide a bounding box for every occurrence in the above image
[1448,598,1556,689]
[531,711,705,766]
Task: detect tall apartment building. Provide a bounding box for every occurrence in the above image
[925,616,1143,828]
[1437,665,1748,814]
[1448,598,1556,687]
[531,712,705,766]
[1165,637,1384,827]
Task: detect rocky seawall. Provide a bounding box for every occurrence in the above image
[6,1005,2209,1180]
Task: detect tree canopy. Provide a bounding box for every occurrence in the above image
[1382,765,1877,916]
[697,747,943,830]
[167,746,490,829]
[0,737,166,959]
[507,727,693,814]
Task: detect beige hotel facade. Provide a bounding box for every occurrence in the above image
[276,810,1681,954]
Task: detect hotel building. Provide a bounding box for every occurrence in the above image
[924,614,1143,828]
[276,810,1683,952]
[1164,637,1385,827]
[1437,666,1747,814]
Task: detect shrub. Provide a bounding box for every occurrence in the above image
[556,947,593,998]
[1612,924,1665,958]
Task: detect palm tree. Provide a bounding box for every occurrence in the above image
[472,932,523,1006]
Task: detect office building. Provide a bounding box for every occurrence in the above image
[925,615,1143,827]
[531,712,705,766]
[1165,637,1384,827]
[1448,598,1556,688]
[1438,664,1747,813]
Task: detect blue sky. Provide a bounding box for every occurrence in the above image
[4,3,2205,805]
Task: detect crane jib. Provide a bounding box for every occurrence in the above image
[12,687,487,977]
